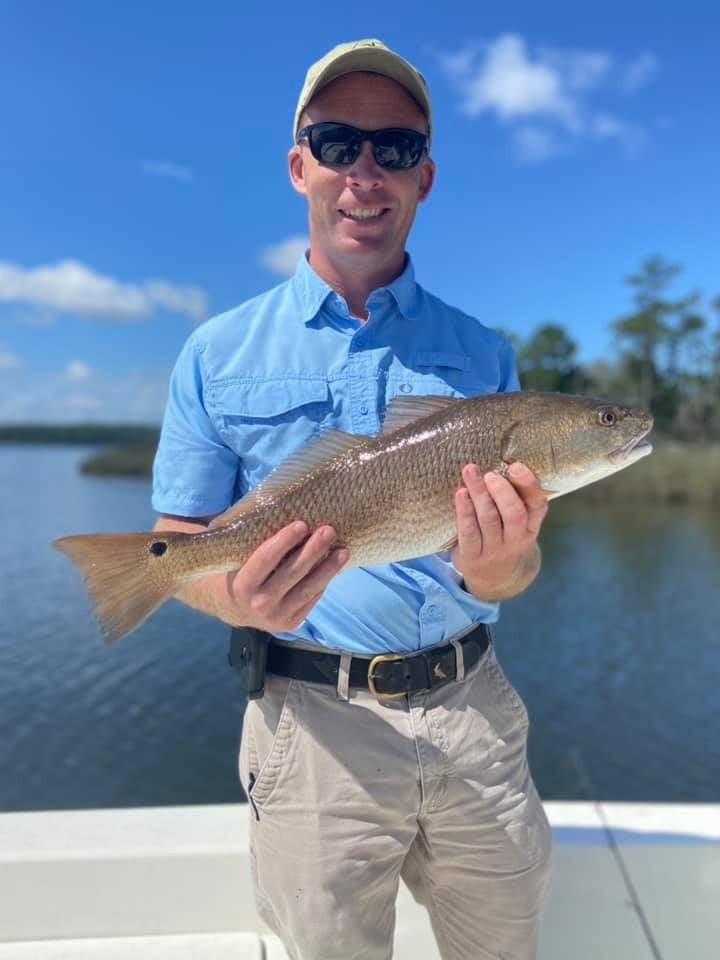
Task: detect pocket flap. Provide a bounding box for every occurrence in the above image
[415,351,470,371]
[211,378,329,418]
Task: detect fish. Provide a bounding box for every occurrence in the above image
[53,391,653,644]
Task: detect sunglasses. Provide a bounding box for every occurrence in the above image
[296,122,428,170]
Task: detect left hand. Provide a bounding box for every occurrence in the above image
[451,461,550,600]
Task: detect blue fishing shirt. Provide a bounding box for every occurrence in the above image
[152,254,520,654]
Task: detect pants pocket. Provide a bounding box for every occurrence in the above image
[239,675,299,809]
[481,646,530,731]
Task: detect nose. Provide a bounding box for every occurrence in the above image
[345,140,384,190]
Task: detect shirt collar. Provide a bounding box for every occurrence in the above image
[292,252,335,324]
[291,252,418,324]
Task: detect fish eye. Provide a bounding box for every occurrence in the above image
[598,408,617,426]
[150,541,168,557]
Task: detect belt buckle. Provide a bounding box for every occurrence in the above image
[367,653,407,701]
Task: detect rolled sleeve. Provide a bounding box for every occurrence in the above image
[152,335,239,518]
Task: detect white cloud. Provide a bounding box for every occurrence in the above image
[62,393,101,412]
[514,126,561,162]
[65,360,92,381]
[0,344,21,369]
[260,235,308,277]
[143,280,208,323]
[437,35,657,160]
[540,47,612,92]
[622,54,658,93]
[591,113,645,151]
[592,113,627,139]
[448,35,580,130]
[12,308,57,328]
[0,260,208,323]
[0,364,172,423]
[143,162,193,183]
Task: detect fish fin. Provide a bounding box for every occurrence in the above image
[207,491,264,529]
[53,532,182,645]
[208,430,370,530]
[437,536,458,552]
[381,395,460,434]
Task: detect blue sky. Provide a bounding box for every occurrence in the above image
[1,1,718,423]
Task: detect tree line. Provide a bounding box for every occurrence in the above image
[507,256,720,441]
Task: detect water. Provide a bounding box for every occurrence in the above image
[1,445,718,811]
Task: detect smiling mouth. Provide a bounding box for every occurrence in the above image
[340,207,389,221]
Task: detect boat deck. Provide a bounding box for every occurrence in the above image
[0,802,718,958]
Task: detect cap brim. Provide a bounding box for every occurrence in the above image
[295,47,431,139]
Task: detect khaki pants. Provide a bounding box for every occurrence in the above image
[239,642,552,960]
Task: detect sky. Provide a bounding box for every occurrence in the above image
[1,1,718,423]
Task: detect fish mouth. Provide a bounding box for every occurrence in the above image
[608,429,653,465]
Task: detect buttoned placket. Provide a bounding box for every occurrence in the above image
[343,288,394,438]
[411,567,447,647]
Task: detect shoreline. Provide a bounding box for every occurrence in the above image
[76,441,713,504]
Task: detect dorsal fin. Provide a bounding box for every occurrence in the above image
[381,394,460,435]
[208,429,370,529]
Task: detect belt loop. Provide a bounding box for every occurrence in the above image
[336,652,352,701]
[449,637,465,683]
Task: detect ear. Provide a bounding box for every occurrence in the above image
[418,155,436,203]
[288,146,308,197]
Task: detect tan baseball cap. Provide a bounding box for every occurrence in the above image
[293,39,433,143]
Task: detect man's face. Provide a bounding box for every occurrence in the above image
[289,72,435,274]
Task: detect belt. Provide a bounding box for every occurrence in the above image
[266,623,492,701]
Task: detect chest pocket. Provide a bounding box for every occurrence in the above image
[208,377,330,492]
[386,351,489,405]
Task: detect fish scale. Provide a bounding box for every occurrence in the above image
[53,391,653,644]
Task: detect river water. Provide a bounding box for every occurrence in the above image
[1,445,718,810]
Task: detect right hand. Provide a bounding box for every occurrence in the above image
[217,521,349,632]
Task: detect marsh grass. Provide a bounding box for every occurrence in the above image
[575,441,720,504]
[80,444,156,477]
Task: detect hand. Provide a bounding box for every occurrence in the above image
[451,461,549,601]
[220,522,349,632]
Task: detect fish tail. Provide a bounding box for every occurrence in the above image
[53,531,185,645]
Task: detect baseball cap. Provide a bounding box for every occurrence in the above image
[293,39,433,143]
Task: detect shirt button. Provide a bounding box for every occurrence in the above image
[360,404,369,415]
[427,604,439,616]
[399,383,413,393]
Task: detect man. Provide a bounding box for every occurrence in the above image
[152,39,552,960]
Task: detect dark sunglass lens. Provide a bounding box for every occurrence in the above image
[373,130,425,169]
[312,124,361,165]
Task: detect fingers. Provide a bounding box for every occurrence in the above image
[240,520,311,589]
[281,547,349,621]
[285,591,325,631]
[458,462,549,548]
[455,486,482,553]
[265,524,338,593]
[506,461,550,537]
[460,465,504,551]
[231,521,349,631]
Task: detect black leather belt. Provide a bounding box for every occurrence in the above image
[266,622,492,701]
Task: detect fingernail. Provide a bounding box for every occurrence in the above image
[321,526,336,543]
[293,521,308,535]
[508,462,527,479]
[335,549,349,565]
[466,464,482,480]
[484,471,499,483]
